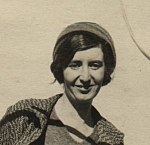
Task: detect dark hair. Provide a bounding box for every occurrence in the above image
[50,31,115,86]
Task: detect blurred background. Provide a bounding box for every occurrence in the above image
[0,0,150,144]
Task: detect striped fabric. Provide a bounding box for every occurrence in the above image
[0,94,124,145]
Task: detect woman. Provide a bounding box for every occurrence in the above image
[0,22,124,145]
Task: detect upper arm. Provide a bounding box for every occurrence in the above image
[0,113,29,144]
[0,102,43,145]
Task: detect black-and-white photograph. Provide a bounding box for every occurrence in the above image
[0,1,150,145]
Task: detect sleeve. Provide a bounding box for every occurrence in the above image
[0,102,43,145]
[96,118,124,145]
[115,143,124,145]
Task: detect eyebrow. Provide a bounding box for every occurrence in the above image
[70,60,103,63]
[70,60,81,63]
[90,60,103,63]
[89,60,103,65]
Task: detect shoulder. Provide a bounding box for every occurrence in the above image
[0,94,61,127]
[96,117,124,145]
[4,94,61,115]
[92,106,124,145]
[0,94,62,145]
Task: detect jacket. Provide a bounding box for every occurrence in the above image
[0,94,124,145]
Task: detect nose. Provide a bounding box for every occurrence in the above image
[80,66,91,83]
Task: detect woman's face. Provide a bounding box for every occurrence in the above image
[63,46,105,103]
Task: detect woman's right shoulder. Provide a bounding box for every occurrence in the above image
[1,94,62,117]
[0,94,62,145]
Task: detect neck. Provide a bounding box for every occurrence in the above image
[70,97,93,125]
[56,93,94,127]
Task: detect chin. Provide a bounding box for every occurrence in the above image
[74,93,97,103]
[65,86,100,104]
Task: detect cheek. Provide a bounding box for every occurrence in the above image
[92,68,105,83]
[63,68,78,83]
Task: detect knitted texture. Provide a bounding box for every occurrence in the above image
[0,94,124,145]
[96,119,124,144]
[54,22,115,61]
[0,94,61,145]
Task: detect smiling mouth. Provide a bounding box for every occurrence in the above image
[75,85,94,94]
[75,85,94,88]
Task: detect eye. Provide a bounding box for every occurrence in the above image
[89,61,103,70]
[68,61,81,70]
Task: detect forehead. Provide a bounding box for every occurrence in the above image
[72,47,104,61]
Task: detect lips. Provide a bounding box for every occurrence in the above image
[75,85,94,94]
[75,85,94,88]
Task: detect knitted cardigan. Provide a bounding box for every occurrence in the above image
[0,94,124,145]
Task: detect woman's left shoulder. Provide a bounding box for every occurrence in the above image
[96,117,124,145]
